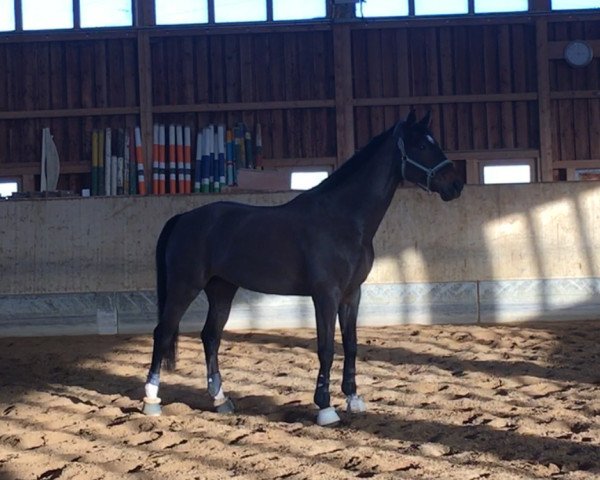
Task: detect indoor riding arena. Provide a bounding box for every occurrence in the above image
[1,1,599,479]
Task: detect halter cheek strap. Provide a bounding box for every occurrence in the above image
[397,136,453,193]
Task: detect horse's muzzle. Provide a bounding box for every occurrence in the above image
[438,178,464,202]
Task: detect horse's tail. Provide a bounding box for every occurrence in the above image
[156,213,182,371]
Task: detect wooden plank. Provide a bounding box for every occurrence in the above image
[452,27,471,151]
[122,39,138,107]
[467,26,487,150]
[239,34,254,103]
[589,99,600,160]
[268,34,285,160]
[36,42,51,110]
[498,25,514,149]
[0,45,7,111]
[395,29,410,97]
[208,35,225,103]
[80,42,95,109]
[511,24,529,149]
[65,41,81,109]
[93,41,108,108]
[366,29,383,135]
[333,24,354,166]
[536,18,554,181]
[224,34,240,103]
[192,36,207,105]
[483,26,501,149]
[439,27,456,151]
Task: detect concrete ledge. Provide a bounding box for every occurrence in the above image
[2,278,599,337]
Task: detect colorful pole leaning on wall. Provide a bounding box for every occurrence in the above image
[134,126,147,195]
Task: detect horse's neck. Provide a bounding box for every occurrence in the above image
[307,140,402,240]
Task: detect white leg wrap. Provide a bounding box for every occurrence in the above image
[145,383,159,400]
[213,387,226,406]
[346,394,366,413]
[317,407,341,426]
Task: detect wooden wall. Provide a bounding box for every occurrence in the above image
[0,11,599,193]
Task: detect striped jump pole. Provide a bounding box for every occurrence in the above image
[129,127,137,195]
[226,128,234,186]
[255,123,263,169]
[134,126,147,195]
[159,125,166,195]
[201,126,211,193]
[176,125,185,194]
[194,130,202,193]
[98,129,105,196]
[152,124,159,194]
[217,125,226,191]
[169,125,176,194]
[105,128,112,196]
[184,126,192,194]
[123,128,130,194]
[91,130,99,196]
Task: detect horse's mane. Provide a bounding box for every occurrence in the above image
[304,125,395,196]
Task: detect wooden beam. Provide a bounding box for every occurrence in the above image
[550,90,600,100]
[447,149,539,160]
[153,99,336,113]
[354,92,538,107]
[0,161,90,176]
[333,24,354,167]
[536,18,553,182]
[0,107,139,120]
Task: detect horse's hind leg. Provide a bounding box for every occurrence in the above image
[144,282,200,414]
[338,287,366,414]
[201,277,238,413]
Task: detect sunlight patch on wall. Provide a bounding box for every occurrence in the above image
[483,212,538,279]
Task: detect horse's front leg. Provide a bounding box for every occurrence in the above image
[338,287,366,414]
[313,292,341,426]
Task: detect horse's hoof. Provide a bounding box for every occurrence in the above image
[142,397,162,416]
[215,397,235,414]
[317,407,340,426]
[346,394,366,413]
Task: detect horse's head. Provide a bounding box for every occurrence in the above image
[394,109,464,202]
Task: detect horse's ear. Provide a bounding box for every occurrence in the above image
[405,108,417,125]
[419,110,432,128]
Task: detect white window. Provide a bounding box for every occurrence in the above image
[273,0,326,21]
[80,0,132,27]
[482,164,532,184]
[22,0,74,30]
[156,0,208,25]
[414,0,468,15]
[290,171,328,190]
[214,0,266,22]
[0,180,18,198]
[551,0,600,10]
[356,0,408,17]
[0,0,15,31]
[475,0,528,13]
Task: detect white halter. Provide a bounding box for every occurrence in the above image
[396,135,454,193]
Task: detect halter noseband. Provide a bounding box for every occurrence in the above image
[396,136,453,193]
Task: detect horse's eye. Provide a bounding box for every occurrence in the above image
[419,144,426,150]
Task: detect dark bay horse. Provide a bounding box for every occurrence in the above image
[143,110,464,425]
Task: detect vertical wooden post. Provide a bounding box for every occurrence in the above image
[536,18,553,182]
[137,30,153,188]
[333,24,354,168]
